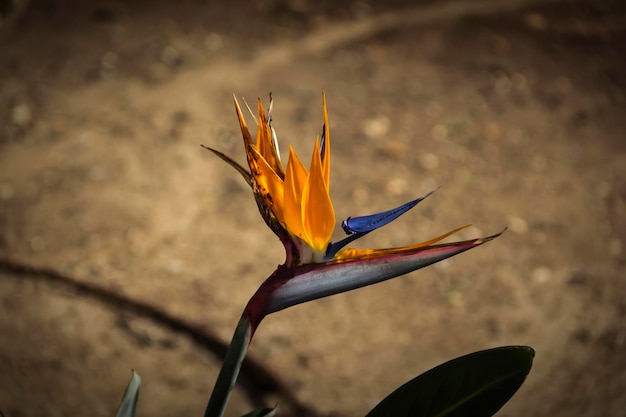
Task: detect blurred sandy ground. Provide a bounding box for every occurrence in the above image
[0,0,625,416]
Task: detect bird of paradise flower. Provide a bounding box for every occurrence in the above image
[202,93,504,417]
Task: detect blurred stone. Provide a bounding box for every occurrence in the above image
[419,153,439,171]
[362,115,390,139]
[11,103,31,126]
[532,266,552,283]
[385,177,407,196]
[382,141,407,159]
[430,124,448,141]
[167,258,183,275]
[508,216,528,235]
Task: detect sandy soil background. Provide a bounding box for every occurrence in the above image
[0,0,625,416]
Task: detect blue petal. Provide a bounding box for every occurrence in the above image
[324,188,439,260]
[341,188,439,235]
[325,232,367,260]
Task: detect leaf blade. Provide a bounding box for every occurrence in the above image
[365,346,534,417]
[115,371,141,417]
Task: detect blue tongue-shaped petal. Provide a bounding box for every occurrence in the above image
[342,188,439,234]
[325,188,439,260]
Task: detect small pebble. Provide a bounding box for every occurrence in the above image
[531,266,552,283]
[419,153,439,171]
[362,115,390,139]
[430,124,448,141]
[385,177,407,196]
[11,103,32,126]
[508,216,528,235]
[167,258,183,275]
[382,141,408,159]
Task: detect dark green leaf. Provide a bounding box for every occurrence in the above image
[115,371,141,417]
[365,346,534,417]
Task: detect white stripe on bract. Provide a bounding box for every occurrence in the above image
[270,126,281,164]
[266,245,472,314]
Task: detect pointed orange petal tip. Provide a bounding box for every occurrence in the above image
[302,137,335,252]
[233,94,254,149]
[321,92,330,186]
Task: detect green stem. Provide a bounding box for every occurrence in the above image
[204,316,252,417]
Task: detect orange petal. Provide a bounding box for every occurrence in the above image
[335,225,472,261]
[256,99,284,178]
[249,146,285,223]
[233,95,254,149]
[283,146,308,239]
[321,92,330,187]
[302,138,335,251]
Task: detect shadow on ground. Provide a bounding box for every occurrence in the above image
[0,0,625,416]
